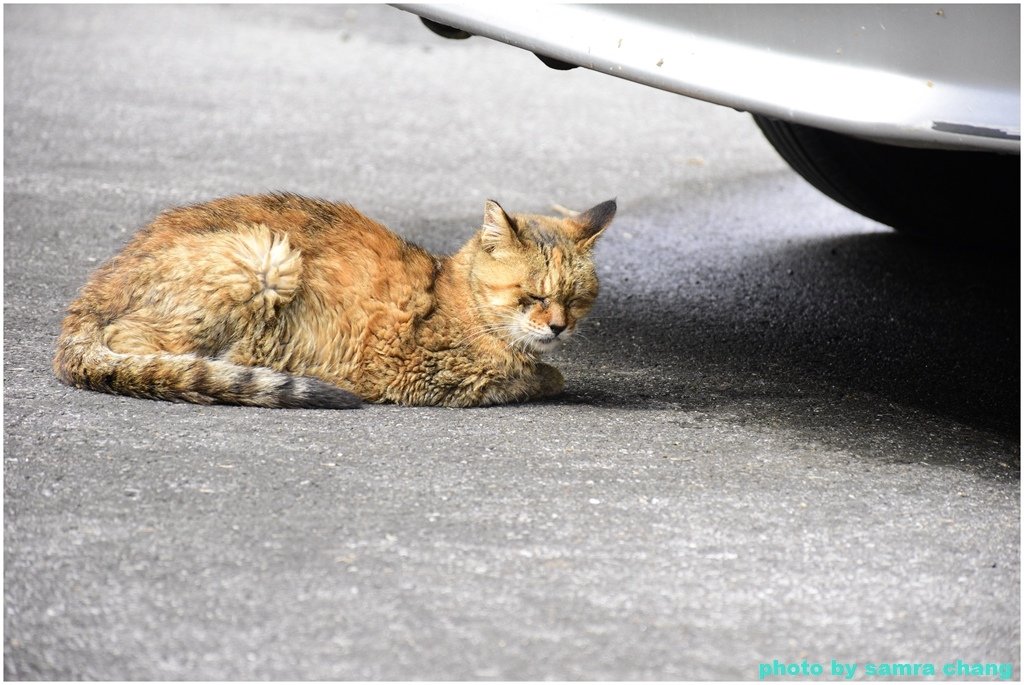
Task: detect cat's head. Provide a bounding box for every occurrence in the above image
[467,199,616,353]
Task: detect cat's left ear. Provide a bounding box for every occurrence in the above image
[480,199,522,253]
[570,199,617,250]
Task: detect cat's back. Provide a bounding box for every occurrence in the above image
[73,192,436,320]
[189,193,439,306]
[115,192,432,285]
[147,192,396,254]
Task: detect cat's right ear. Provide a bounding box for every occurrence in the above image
[480,200,521,253]
[570,199,617,251]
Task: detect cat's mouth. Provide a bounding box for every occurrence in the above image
[526,332,564,353]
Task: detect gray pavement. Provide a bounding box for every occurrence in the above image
[3,5,1019,680]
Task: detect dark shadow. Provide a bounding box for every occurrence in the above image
[560,230,1019,442]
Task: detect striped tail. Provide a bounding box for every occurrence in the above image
[53,321,361,409]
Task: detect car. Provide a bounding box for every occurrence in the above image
[394,4,1020,242]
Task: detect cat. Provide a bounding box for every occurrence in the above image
[53,193,616,408]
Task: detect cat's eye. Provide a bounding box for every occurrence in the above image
[567,297,591,311]
[522,293,550,308]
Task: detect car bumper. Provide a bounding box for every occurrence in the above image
[395,4,1020,154]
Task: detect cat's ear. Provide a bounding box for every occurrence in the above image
[570,199,616,251]
[480,199,521,253]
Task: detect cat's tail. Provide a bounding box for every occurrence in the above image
[52,319,361,409]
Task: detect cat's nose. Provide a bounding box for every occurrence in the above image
[549,323,566,337]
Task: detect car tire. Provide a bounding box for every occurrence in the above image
[752,114,1020,243]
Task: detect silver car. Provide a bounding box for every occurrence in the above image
[395,4,1020,241]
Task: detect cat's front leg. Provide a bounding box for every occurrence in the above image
[493,363,564,403]
[439,363,563,406]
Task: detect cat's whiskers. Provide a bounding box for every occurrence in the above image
[455,325,507,348]
[454,314,520,349]
[570,329,589,341]
[569,321,592,338]
[509,329,541,352]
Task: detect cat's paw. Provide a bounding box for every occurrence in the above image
[534,363,565,399]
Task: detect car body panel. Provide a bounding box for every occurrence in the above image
[395,4,1020,153]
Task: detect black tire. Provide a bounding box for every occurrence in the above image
[753,114,1020,243]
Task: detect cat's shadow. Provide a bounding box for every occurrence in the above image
[557,230,1019,440]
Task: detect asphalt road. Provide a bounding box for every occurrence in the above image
[4,5,1019,680]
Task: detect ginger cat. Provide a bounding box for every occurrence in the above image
[53,193,616,408]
